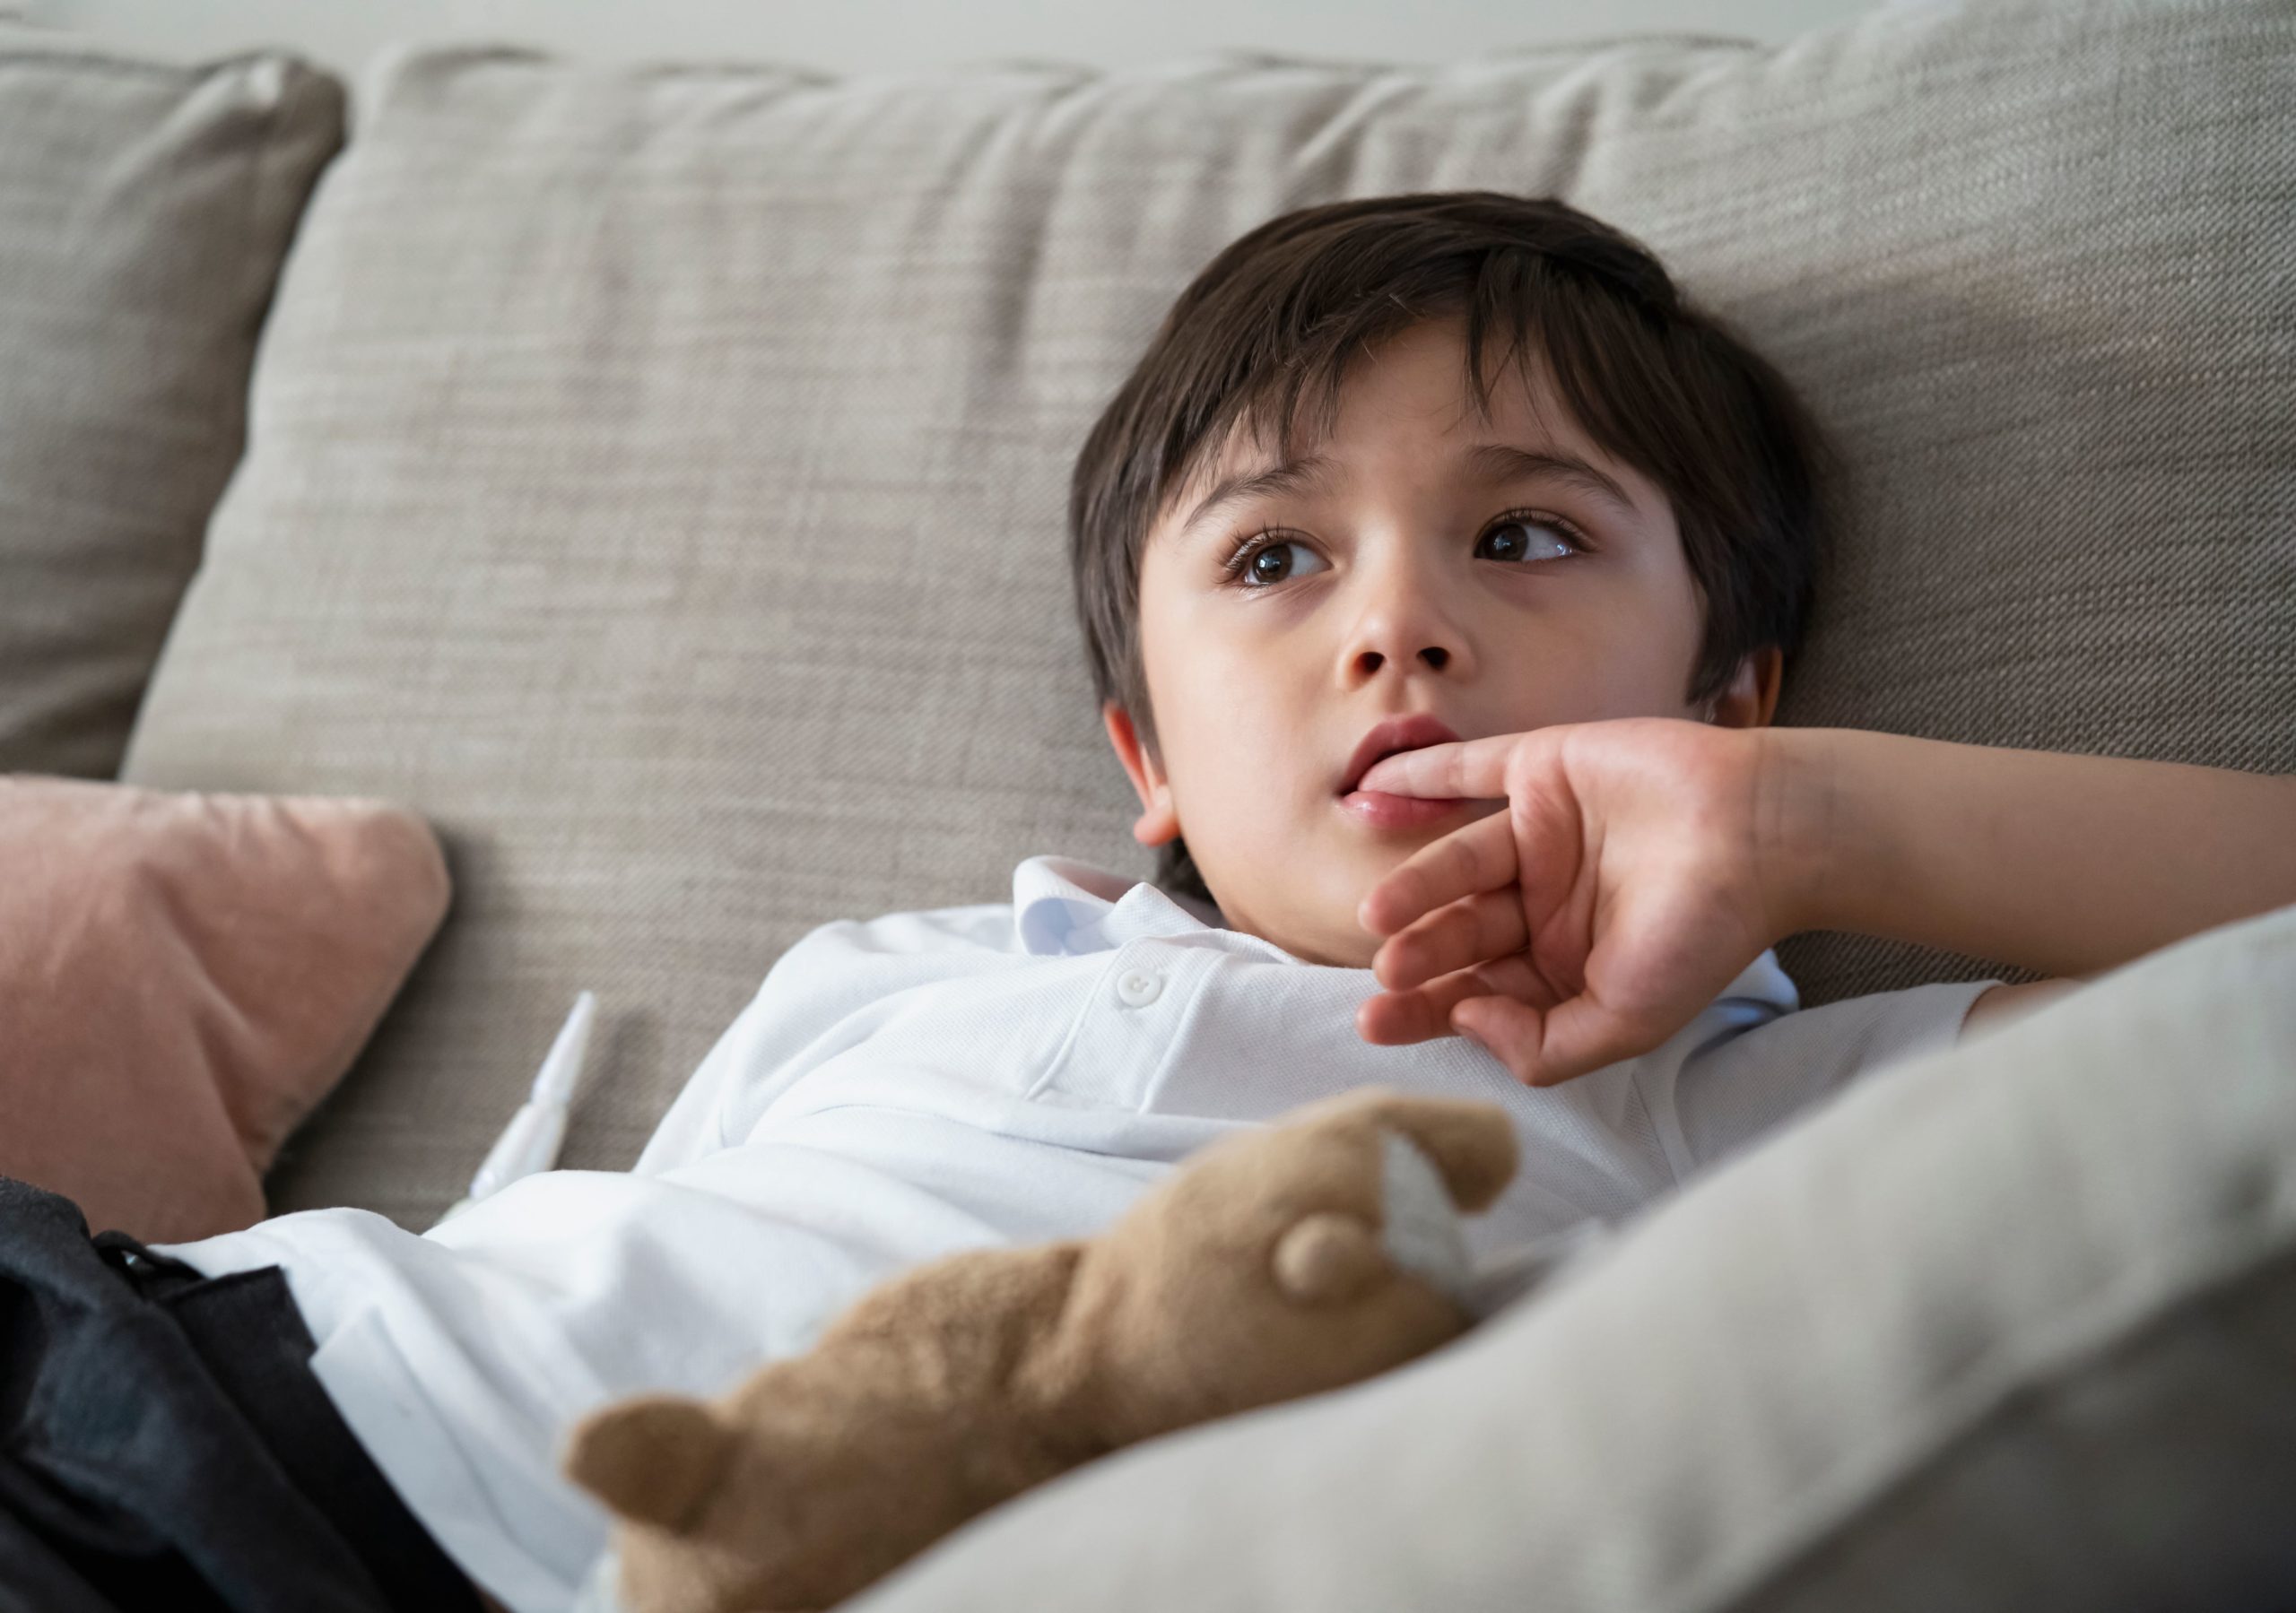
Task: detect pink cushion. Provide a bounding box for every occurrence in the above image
[0,776,449,1240]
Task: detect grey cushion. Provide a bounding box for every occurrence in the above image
[851,898,2296,1613]
[0,30,344,777]
[117,0,2294,1227]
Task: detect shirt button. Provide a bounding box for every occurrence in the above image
[1115,968,1164,1008]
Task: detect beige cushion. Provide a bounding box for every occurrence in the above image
[848,898,2296,1613]
[118,0,2295,1226]
[0,35,344,778]
[0,776,450,1243]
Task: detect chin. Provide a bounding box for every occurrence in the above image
[1293,904,1386,971]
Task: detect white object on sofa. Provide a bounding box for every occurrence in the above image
[437,990,598,1225]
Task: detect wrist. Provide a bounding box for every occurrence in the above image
[1751,724,1848,940]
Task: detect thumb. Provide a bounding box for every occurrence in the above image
[1449,995,1546,1086]
[1454,993,1637,1088]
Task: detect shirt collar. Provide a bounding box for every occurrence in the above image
[1009,853,1799,1011]
[1013,855,1226,956]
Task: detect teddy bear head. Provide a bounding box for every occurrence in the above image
[1018,1085,1520,1444]
[561,1087,1518,1613]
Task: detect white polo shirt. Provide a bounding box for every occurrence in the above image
[154,854,1998,1613]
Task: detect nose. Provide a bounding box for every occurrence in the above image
[1337,551,1471,688]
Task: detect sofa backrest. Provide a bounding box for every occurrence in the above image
[0,30,344,777]
[119,0,2296,1227]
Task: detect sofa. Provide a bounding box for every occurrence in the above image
[3,0,2292,1605]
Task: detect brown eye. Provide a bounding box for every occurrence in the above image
[1224,534,1329,588]
[1476,516,1579,563]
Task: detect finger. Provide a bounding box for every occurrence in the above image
[1528,993,1665,1086]
[1370,887,1529,993]
[1356,809,1518,938]
[1451,991,1655,1088]
[1352,733,1518,801]
[1356,952,1560,1046]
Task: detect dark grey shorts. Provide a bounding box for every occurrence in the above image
[0,1175,485,1613]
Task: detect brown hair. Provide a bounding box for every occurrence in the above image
[1068,191,1835,908]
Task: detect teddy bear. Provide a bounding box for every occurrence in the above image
[561,1086,1522,1613]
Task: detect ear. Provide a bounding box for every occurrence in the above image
[1102,701,1180,846]
[1296,1090,1519,1213]
[1374,1105,1518,1213]
[1710,646,1784,728]
[562,1394,736,1535]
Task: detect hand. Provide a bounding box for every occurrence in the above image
[1352,717,1805,1086]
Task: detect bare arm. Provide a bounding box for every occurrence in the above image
[1766,728,2296,980]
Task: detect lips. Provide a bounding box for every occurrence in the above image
[1336,713,1464,797]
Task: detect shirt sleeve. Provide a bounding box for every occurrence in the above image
[1670,977,2003,1175]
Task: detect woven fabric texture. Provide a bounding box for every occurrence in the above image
[117,0,2296,1227]
[0,38,344,776]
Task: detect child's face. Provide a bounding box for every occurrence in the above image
[1106,315,1779,969]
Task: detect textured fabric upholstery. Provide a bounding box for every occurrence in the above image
[0,31,344,776]
[0,776,449,1243]
[117,0,2294,1226]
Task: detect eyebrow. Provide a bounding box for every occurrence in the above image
[1462,442,1640,519]
[1173,454,1340,543]
[1171,441,1641,544]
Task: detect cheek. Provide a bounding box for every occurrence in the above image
[1488,585,1698,713]
[1148,630,1323,819]
[1144,589,1290,724]
[1166,661,1278,797]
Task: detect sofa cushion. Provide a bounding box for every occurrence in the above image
[848,898,2296,1613]
[0,30,344,776]
[0,776,450,1243]
[118,0,2295,1226]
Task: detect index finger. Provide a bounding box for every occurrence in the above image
[1355,808,1518,938]
[1352,733,1517,801]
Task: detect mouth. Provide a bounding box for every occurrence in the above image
[1335,788,1474,833]
[1335,713,1465,798]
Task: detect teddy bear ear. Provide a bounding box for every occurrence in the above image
[1279,1088,1518,1213]
[1366,1097,1520,1213]
[562,1393,736,1535]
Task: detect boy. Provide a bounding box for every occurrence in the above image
[10,192,2292,1613]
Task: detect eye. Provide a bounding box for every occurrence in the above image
[1220,529,1332,589]
[1475,510,1587,563]
[1216,509,1590,592]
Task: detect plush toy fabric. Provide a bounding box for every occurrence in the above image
[561,1087,1523,1613]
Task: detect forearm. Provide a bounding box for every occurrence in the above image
[1767,727,2296,977]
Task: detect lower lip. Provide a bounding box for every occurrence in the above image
[1336,790,1474,831]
